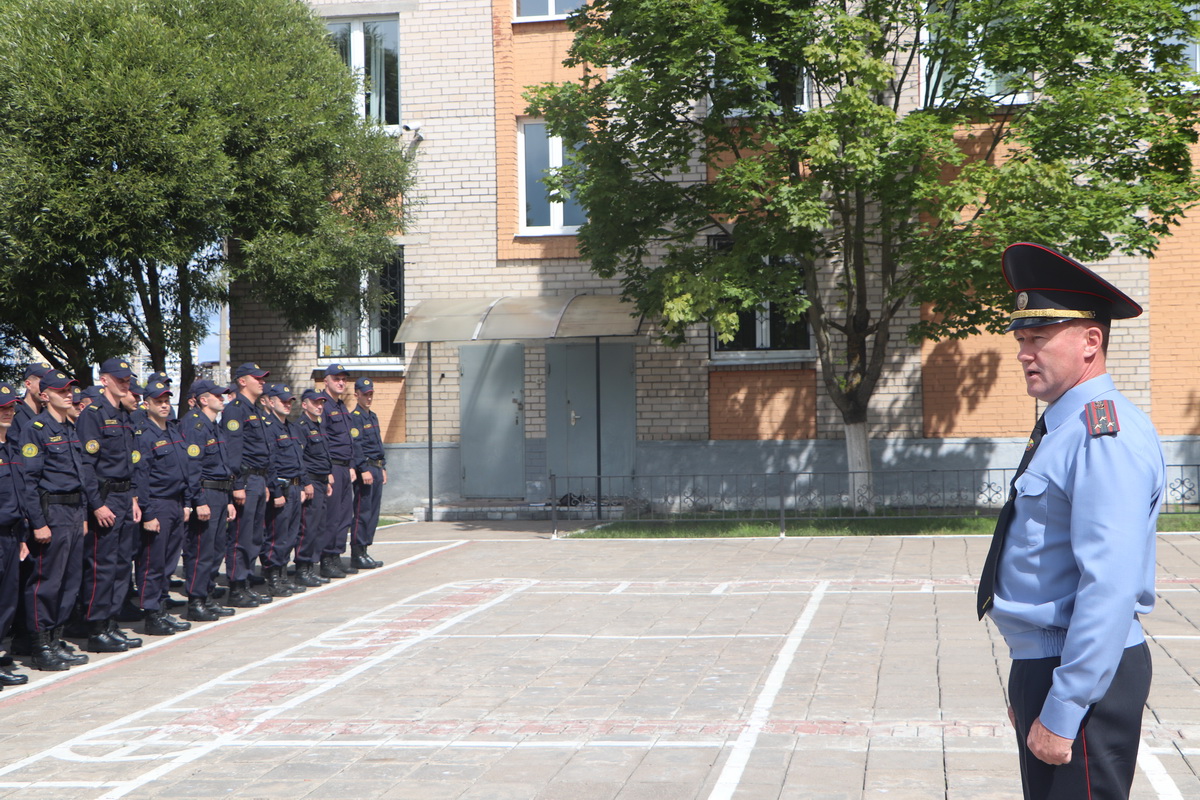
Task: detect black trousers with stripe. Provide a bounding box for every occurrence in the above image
[1009,642,1151,800]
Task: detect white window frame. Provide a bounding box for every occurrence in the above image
[518,119,584,236]
[921,9,1035,108]
[710,301,815,364]
[317,248,405,369]
[514,0,584,22]
[326,16,401,135]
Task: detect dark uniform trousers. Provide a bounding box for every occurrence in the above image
[323,465,352,557]
[137,496,183,612]
[1010,642,1152,800]
[81,487,134,622]
[183,487,229,599]
[0,523,23,642]
[225,473,266,582]
[112,492,139,617]
[263,483,301,570]
[22,502,85,632]
[160,505,187,607]
[353,465,383,549]
[296,478,328,565]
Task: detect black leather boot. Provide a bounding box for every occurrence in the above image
[163,613,191,631]
[186,597,218,622]
[55,626,90,664]
[283,566,306,593]
[109,619,142,648]
[319,554,347,579]
[340,555,359,574]
[351,545,379,570]
[85,619,127,653]
[31,630,69,671]
[204,596,235,617]
[0,669,28,686]
[143,610,177,636]
[293,562,322,587]
[226,580,261,608]
[266,567,293,597]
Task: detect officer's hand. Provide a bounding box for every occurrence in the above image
[33,525,51,544]
[325,482,333,497]
[132,499,142,523]
[349,468,357,483]
[273,496,285,508]
[227,503,237,521]
[233,489,246,506]
[197,504,211,522]
[184,507,192,523]
[303,485,314,501]
[362,470,374,486]
[19,542,28,561]
[382,469,388,485]
[1028,718,1073,765]
[143,518,160,533]
[95,505,117,527]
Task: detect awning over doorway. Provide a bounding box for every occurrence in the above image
[394,294,644,343]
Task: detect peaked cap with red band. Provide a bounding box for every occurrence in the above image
[1002,242,1141,331]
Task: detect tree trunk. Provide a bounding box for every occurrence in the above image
[843,419,875,513]
[178,267,195,418]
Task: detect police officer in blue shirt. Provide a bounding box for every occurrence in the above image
[75,357,143,654]
[0,383,30,687]
[978,243,1164,800]
[132,380,197,636]
[16,371,89,671]
[295,389,334,587]
[350,377,386,570]
[222,363,275,608]
[180,379,238,622]
[319,365,362,579]
[261,383,308,596]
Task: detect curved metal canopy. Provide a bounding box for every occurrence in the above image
[395,294,644,343]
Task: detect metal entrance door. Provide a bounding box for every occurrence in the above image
[546,342,635,480]
[460,343,525,498]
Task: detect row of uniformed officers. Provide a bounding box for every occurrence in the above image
[0,359,388,679]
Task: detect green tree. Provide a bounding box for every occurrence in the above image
[0,0,414,392]
[527,0,1200,503]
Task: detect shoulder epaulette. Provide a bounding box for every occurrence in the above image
[32,421,43,429]
[1085,399,1119,436]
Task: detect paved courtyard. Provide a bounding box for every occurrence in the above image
[0,522,1198,799]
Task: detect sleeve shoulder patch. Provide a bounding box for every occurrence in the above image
[1085,399,1120,436]
[226,419,240,431]
[21,443,38,458]
[187,444,201,457]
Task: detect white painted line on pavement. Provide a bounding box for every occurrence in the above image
[707,580,829,800]
[1139,744,1185,800]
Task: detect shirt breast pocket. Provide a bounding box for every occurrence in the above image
[1012,470,1049,547]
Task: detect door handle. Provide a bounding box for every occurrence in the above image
[570,410,581,426]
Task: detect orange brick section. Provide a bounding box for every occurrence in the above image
[709,369,817,440]
[346,375,407,445]
[920,329,1033,438]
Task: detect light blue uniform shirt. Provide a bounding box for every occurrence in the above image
[988,373,1163,739]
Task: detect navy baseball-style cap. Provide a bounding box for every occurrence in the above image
[145,371,171,386]
[23,362,52,380]
[235,362,270,379]
[98,357,136,379]
[1003,243,1142,332]
[355,377,375,393]
[143,381,171,399]
[0,382,19,408]
[129,381,144,397]
[265,383,296,401]
[189,378,231,399]
[81,385,104,401]
[301,388,327,403]
[41,371,77,391]
[324,363,350,377]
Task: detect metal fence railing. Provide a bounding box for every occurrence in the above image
[547,465,1200,532]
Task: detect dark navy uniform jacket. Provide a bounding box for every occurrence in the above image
[298,416,332,477]
[133,419,200,507]
[181,409,232,484]
[222,393,275,491]
[319,391,362,466]
[264,414,304,493]
[350,407,385,470]
[0,438,29,529]
[17,411,84,530]
[76,395,135,510]
[11,400,37,440]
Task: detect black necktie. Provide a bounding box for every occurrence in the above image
[977,414,1047,619]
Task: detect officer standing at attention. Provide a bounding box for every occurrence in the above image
[294,389,333,587]
[132,380,195,635]
[222,364,274,608]
[76,358,143,653]
[261,384,308,596]
[16,371,89,671]
[319,365,361,579]
[977,243,1164,800]
[0,383,30,687]
[350,377,385,570]
[181,379,237,622]
[13,363,51,438]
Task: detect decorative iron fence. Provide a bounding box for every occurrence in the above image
[547,465,1200,530]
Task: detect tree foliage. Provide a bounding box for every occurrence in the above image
[527,0,1200,435]
[0,0,415,384]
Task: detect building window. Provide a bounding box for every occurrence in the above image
[515,0,584,20]
[327,18,400,129]
[707,235,813,362]
[1164,6,1200,76]
[519,120,585,235]
[319,248,405,360]
[922,5,1034,107]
